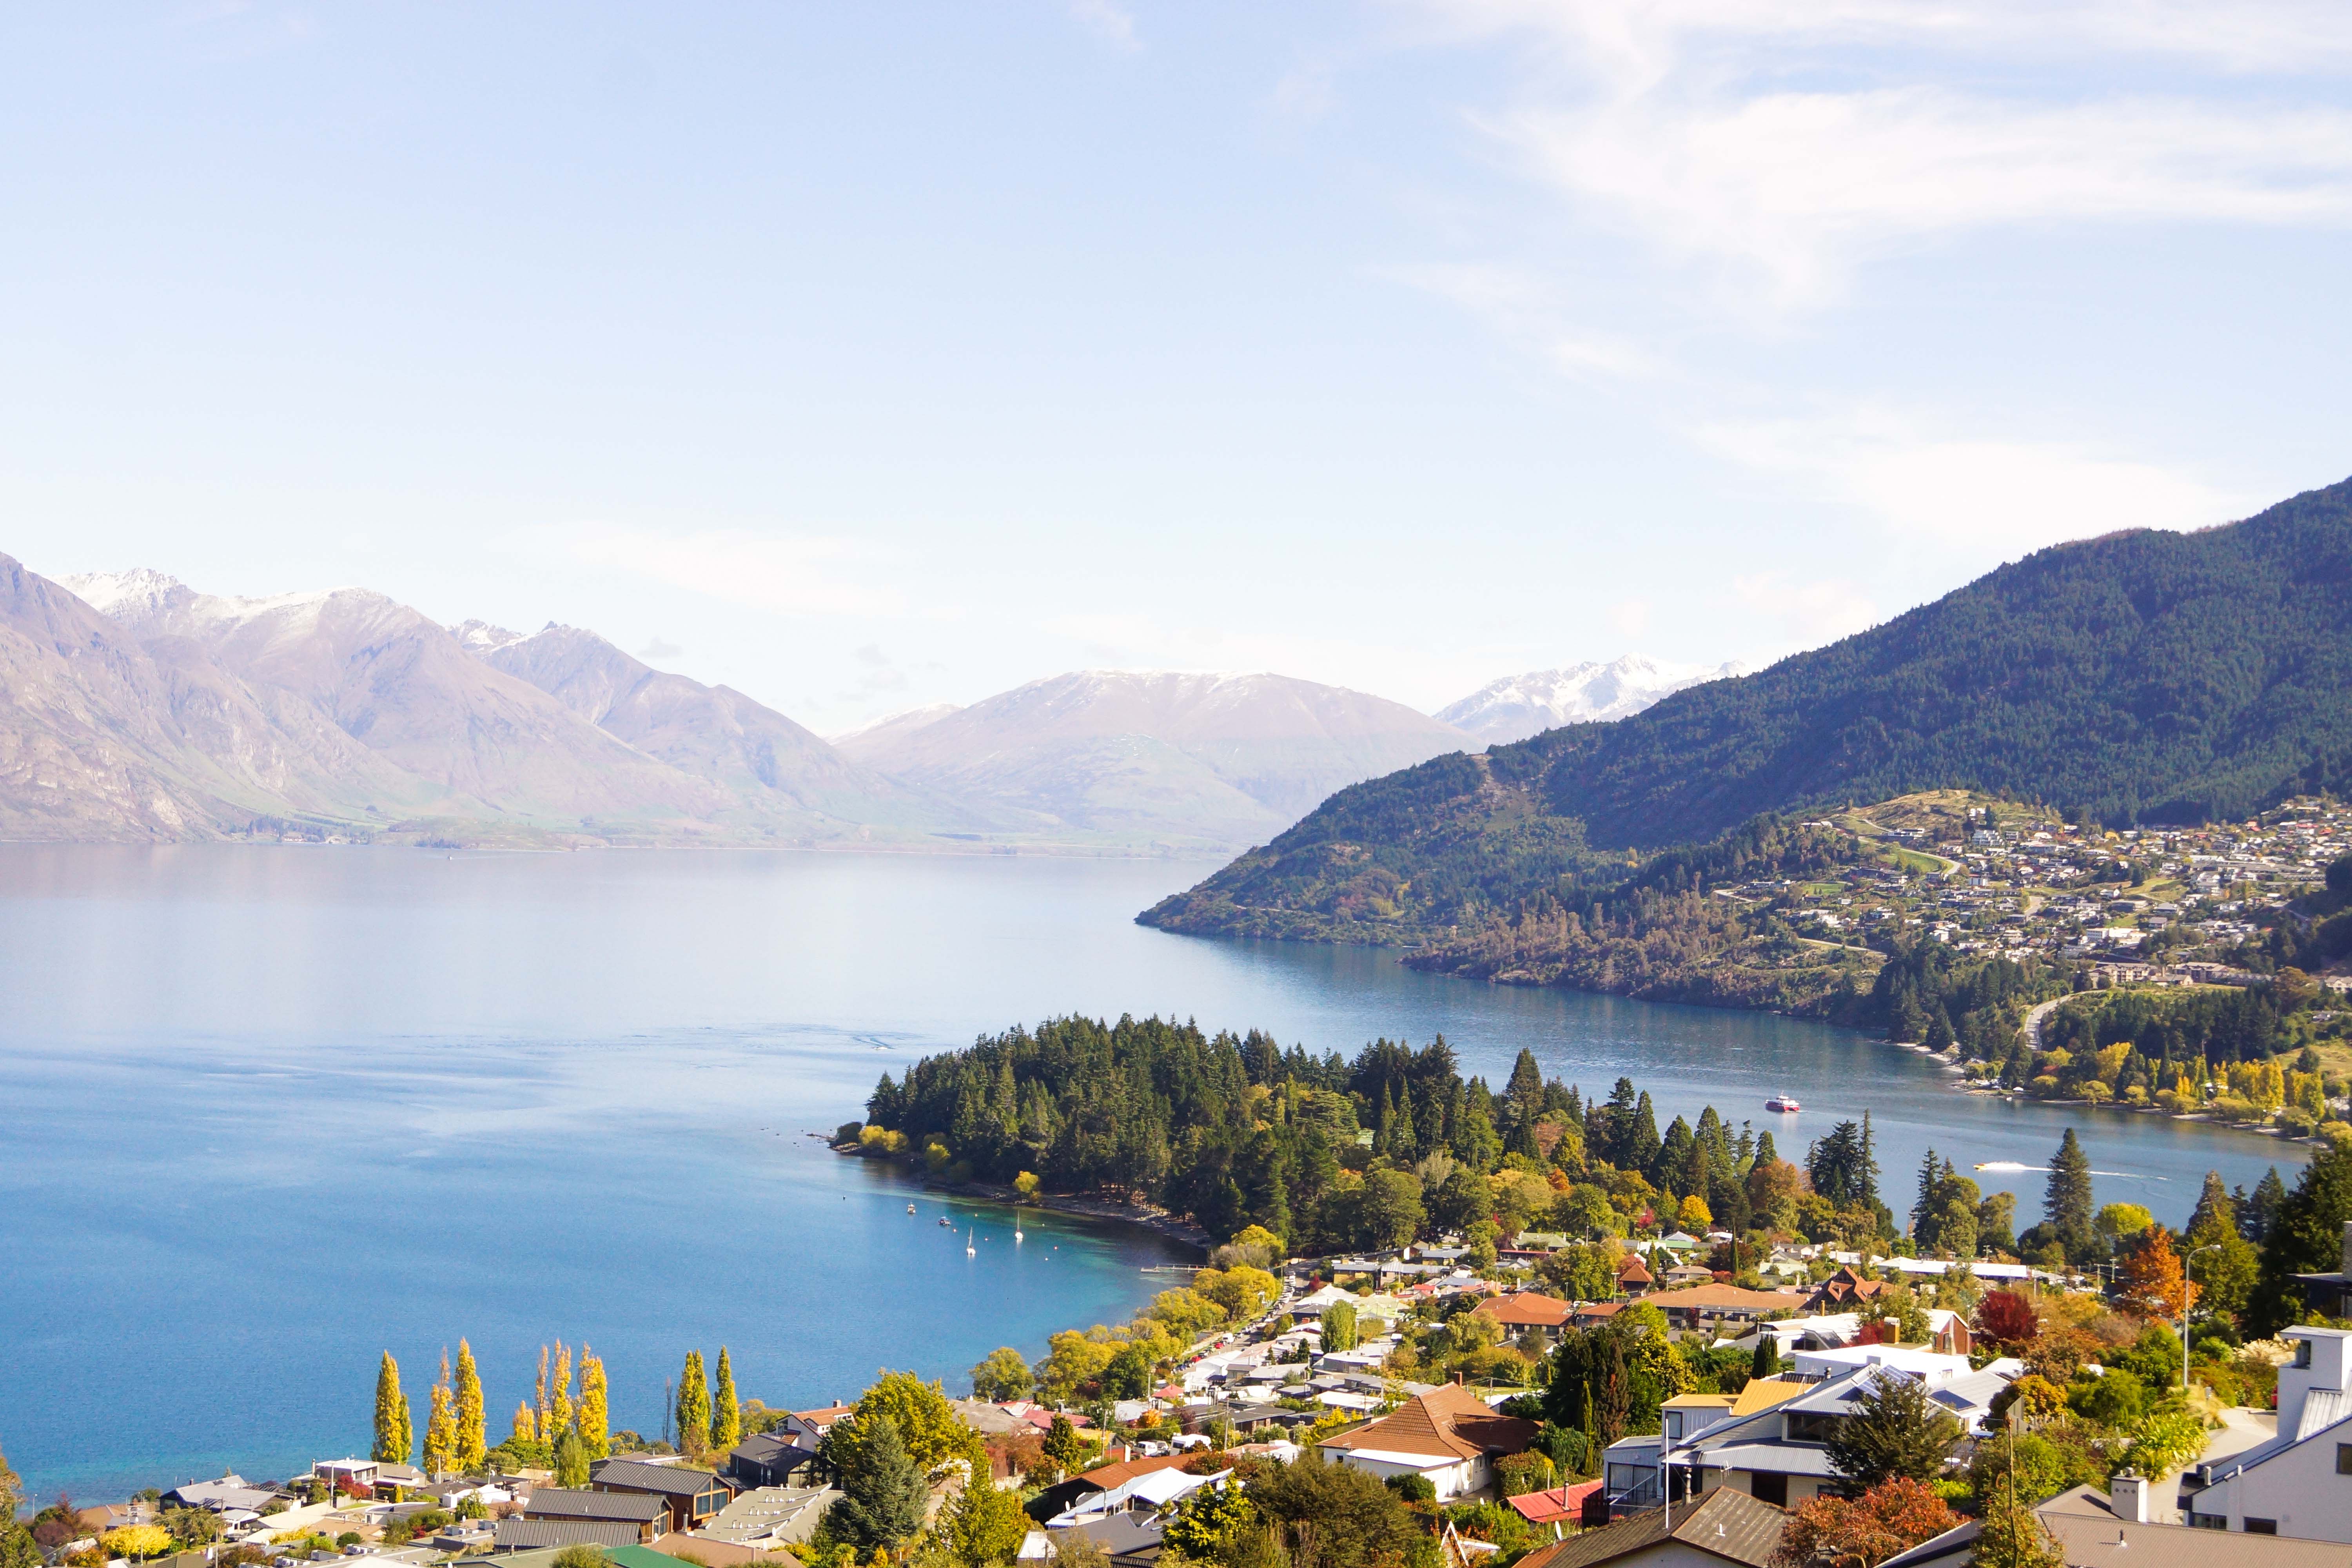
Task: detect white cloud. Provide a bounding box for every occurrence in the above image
[1700,411,2256,554]
[1730,569,1881,655]
[1068,0,1140,52]
[1389,2,2352,311]
[544,524,908,618]
[1488,91,2352,308]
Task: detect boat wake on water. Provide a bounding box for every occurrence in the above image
[1973,1161,2167,1180]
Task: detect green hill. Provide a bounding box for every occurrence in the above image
[1142,475,2352,944]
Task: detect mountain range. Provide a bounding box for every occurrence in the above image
[8,559,1697,849]
[1141,474,2352,943]
[831,670,1466,848]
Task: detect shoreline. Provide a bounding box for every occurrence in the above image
[826,1140,1213,1253]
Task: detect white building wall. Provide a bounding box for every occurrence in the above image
[2195,1426,2352,1543]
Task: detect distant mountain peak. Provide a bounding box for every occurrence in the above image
[1438,655,1742,744]
[450,618,525,652]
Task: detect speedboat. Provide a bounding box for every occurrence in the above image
[938,1216,955,1228]
[1764,1095,1801,1114]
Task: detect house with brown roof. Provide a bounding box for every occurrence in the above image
[1642,1284,1805,1332]
[1025,1452,1198,1524]
[1472,1292,1575,1347]
[1572,1301,1626,1327]
[1318,1383,1539,1501]
[1802,1267,1890,1312]
[1614,1257,1653,1294]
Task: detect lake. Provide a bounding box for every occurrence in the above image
[0,844,2308,1499]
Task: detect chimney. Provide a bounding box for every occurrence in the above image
[1452,1372,1465,1386]
[2109,1470,2147,1524]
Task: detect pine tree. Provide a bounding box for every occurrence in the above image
[577,1348,611,1459]
[372,1352,412,1466]
[1911,1149,1942,1244]
[453,1339,485,1472]
[2044,1128,2095,1255]
[1628,1092,1662,1178]
[711,1347,742,1451]
[820,1414,925,1550]
[676,1350,711,1457]
[423,1352,458,1477]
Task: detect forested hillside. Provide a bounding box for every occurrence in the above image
[1144,477,2352,947]
[854,1015,1922,1254]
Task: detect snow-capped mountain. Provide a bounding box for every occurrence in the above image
[837,670,1468,848]
[1437,656,1743,744]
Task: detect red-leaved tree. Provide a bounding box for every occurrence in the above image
[1771,1477,1958,1568]
[1975,1290,2038,1350]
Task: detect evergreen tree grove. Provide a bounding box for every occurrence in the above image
[711,1346,741,1451]
[372,1352,412,1466]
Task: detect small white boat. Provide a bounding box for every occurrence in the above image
[1015,1225,1024,1242]
[1765,1095,1802,1114]
[906,1203,917,1215]
[965,1228,976,1257]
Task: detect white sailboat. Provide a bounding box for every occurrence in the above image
[965,1227,976,1256]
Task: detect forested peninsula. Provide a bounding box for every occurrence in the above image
[857,1016,1988,1262]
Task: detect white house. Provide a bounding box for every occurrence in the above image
[1319,1385,1539,1501]
[2183,1325,2352,1541]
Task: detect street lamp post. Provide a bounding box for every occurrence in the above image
[2181,1243,2222,1393]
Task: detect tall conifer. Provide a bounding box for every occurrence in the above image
[372,1352,412,1466]
[453,1339,485,1471]
[2045,1128,2095,1246]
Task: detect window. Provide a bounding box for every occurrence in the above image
[2296,1340,2315,1368]
[2338,1443,2352,1475]
[2188,1514,2225,1530]
[2246,1519,2279,1535]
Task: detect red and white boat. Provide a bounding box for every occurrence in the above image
[1764,1095,1802,1114]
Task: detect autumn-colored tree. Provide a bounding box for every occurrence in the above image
[1679,1194,1712,1229]
[1975,1290,2038,1350]
[2119,1227,2195,1322]
[453,1339,486,1472]
[711,1347,742,1451]
[101,1527,171,1562]
[942,1468,1030,1567]
[373,1352,413,1466]
[423,1351,459,1477]
[510,1401,538,1446]
[577,1348,610,1459]
[549,1341,575,1440]
[969,1347,1034,1401]
[676,1350,711,1458]
[1771,1477,1956,1568]
[535,1345,550,1436]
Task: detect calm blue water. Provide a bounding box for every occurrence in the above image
[0,845,2307,1500]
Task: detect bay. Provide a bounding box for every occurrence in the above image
[0,844,2307,1500]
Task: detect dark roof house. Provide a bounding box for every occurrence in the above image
[1516,1489,1786,1568]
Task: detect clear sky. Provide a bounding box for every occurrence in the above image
[4,3,2348,730]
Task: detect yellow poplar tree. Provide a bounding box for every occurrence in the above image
[550,1341,575,1439]
[577,1348,611,1459]
[373,1352,413,1465]
[454,1339,486,1472]
[423,1351,459,1477]
[511,1400,539,1447]
[535,1345,550,1436]
[711,1347,742,1451]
